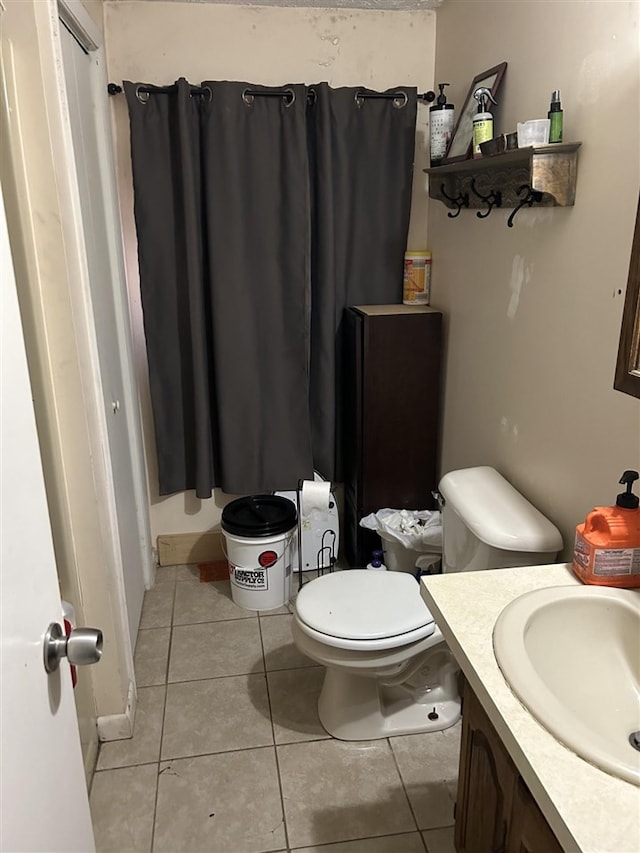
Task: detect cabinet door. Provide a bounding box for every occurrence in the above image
[360,310,442,511]
[342,306,443,566]
[455,684,516,853]
[506,778,564,853]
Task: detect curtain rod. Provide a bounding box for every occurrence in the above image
[107,83,436,103]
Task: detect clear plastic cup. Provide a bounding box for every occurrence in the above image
[517,119,550,147]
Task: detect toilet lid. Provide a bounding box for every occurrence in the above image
[295,570,434,641]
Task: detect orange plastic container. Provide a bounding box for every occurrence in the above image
[572,471,640,588]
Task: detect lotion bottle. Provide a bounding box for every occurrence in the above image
[472,87,497,157]
[429,83,455,166]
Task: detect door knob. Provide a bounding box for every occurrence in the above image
[43,622,103,673]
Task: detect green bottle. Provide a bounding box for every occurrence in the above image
[548,90,563,143]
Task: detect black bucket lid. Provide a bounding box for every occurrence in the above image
[221,495,297,538]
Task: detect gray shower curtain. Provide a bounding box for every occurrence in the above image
[125,79,416,497]
[308,84,417,480]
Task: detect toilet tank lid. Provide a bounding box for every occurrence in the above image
[439,466,563,553]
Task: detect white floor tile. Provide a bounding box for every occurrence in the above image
[154,748,285,852]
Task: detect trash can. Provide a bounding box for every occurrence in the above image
[221,495,297,611]
[380,538,439,574]
[359,508,442,574]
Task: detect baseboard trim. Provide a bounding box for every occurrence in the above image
[157,530,225,566]
[97,680,137,742]
[83,729,99,787]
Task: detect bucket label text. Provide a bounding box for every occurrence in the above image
[231,566,269,590]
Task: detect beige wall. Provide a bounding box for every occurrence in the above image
[105,0,437,542]
[81,0,104,30]
[431,0,640,558]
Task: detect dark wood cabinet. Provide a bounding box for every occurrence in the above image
[506,778,564,853]
[455,681,563,853]
[455,683,516,853]
[342,305,443,567]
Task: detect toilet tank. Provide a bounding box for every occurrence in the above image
[439,466,562,574]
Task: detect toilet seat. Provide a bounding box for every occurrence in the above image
[294,570,436,651]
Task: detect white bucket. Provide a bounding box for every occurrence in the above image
[223,529,295,611]
[221,495,297,611]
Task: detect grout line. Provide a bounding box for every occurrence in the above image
[160,740,323,764]
[388,736,422,834]
[144,613,258,629]
[420,828,431,852]
[149,576,177,852]
[164,662,317,688]
[288,830,430,851]
[258,617,291,851]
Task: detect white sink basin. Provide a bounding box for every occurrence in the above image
[493,585,640,786]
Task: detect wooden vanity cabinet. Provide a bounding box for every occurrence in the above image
[455,682,516,853]
[455,682,564,853]
[506,778,564,853]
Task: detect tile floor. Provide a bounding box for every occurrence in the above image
[89,565,461,853]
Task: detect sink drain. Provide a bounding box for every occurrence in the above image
[629,732,640,751]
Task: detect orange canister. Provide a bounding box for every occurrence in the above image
[572,470,640,588]
[403,251,432,305]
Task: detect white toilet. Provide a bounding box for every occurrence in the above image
[292,466,563,741]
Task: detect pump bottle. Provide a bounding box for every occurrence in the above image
[472,87,497,157]
[429,83,455,166]
[366,549,387,571]
[572,470,640,588]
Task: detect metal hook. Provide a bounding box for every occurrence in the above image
[470,177,502,219]
[507,184,543,228]
[440,184,469,219]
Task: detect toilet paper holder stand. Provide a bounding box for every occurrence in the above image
[295,478,338,591]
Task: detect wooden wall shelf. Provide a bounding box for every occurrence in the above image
[425,142,581,226]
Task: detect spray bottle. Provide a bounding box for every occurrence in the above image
[472,87,497,157]
[429,83,455,166]
[572,470,640,588]
[548,89,563,143]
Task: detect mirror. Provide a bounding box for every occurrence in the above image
[614,196,640,398]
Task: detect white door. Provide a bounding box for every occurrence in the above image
[0,190,95,852]
[59,21,145,643]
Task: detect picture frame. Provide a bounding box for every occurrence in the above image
[442,62,508,164]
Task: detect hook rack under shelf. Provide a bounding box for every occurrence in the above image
[425,142,581,227]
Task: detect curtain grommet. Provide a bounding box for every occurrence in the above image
[135,85,150,104]
[354,91,365,108]
[283,88,295,108]
[393,91,408,109]
[242,89,255,106]
[201,86,213,103]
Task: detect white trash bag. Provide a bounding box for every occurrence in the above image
[359,508,442,551]
[359,509,442,574]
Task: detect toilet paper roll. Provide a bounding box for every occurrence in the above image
[300,480,331,517]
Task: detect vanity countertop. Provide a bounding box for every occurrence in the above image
[420,562,640,853]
